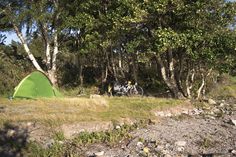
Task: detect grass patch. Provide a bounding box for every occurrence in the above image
[72,120,147,146]
[0,97,184,127]
[200,137,216,149]
[208,74,236,99]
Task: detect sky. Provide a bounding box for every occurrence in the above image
[2,31,20,45]
[1,0,236,45]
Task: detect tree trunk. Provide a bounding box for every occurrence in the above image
[156,52,184,99]
[117,51,126,78]
[48,33,59,85]
[118,51,122,68]
[175,52,185,95]
[101,62,108,94]
[40,22,51,70]
[186,69,195,99]
[45,42,51,69]
[132,53,138,83]
[79,63,83,87]
[13,24,44,72]
[100,49,109,93]
[196,73,205,100]
[110,46,117,81]
[196,68,212,100]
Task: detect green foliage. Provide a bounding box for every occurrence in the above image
[26,141,65,157]
[0,0,236,98]
[200,137,216,149]
[53,131,65,141]
[0,45,32,96]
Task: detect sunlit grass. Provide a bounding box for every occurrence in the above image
[208,75,236,99]
[0,97,185,126]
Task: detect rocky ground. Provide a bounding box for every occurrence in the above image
[1,98,236,157]
[83,99,236,157]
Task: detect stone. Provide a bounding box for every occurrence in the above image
[175,141,186,152]
[115,125,121,129]
[58,141,64,144]
[164,153,171,157]
[208,99,217,105]
[175,141,186,147]
[121,145,125,150]
[155,145,164,151]
[208,116,216,120]
[155,111,165,117]
[190,108,204,115]
[230,119,236,126]
[165,112,172,117]
[27,122,33,126]
[231,150,236,155]
[155,111,172,117]
[181,109,189,115]
[213,108,221,113]
[94,151,104,156]
[165,143,171,148]
[219,103,225,107]
[7,129,15,137]
[177,146,184,152]
[143,147,149,153]
[161,149,170,155]
[45,139,55,148]
[137,142,144,149]
[209,111,215,115]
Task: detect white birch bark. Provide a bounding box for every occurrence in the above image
[156,55,173,88]
[186,69,195,99]
[41,23,51,70]
[197,73,205,100]
[13,24,44,72]
[45,42,51,69]
[196,68,212,100]
[48,32,59,85]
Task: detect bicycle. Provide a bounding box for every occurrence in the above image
[111,81,143,96]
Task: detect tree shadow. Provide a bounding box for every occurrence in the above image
[0,123,29,157]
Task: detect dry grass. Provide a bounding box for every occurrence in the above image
[0,96,185,126]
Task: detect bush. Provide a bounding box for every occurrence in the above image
[0,46,32,96]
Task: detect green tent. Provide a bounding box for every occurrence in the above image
[13,71,62,99]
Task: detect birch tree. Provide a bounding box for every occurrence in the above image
[0,0,63,85]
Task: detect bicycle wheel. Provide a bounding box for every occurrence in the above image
[129,86,143,96]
